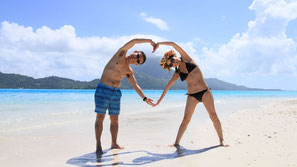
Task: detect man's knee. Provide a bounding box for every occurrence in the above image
[110,115,119,124]
[96,114,105,124]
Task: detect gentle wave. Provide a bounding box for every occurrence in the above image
[1,89,297,132]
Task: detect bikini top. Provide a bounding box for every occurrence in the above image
[175,58,197,81]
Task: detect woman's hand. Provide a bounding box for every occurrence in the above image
[152,99,161,107]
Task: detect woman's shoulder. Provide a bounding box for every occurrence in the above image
[187,59,197,65]
[180,56,193,63]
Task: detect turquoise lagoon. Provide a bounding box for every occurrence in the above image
[1,89,297,132]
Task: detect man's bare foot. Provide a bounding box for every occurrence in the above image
[111,143,124,149]
[96,145,103,155]
[169,143,180,147]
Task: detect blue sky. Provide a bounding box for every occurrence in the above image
[1,0,297,90]
[0,0,254,46]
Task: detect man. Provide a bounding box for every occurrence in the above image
[94,38,155,154]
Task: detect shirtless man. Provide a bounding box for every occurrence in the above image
[94,38,155,154]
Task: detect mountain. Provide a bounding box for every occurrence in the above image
[0,71,182,89]
[0,72,97,89]
[0,71,279,90]
[0,57,281,90]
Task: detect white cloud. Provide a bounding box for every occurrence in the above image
[0,21,165,81]
[2,0,297,90]
[140,12,169,31]
[199,0,297,79]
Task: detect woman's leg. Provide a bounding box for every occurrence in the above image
[173,96,199,146]
[202,90,224,145]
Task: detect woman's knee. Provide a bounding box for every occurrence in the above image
[209,112,219,121]
[182,116,191,125]
[96,114,105,124]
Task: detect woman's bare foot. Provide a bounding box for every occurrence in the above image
[220,141,230,147]
[111,143,124,149]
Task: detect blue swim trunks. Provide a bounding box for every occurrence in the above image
[94,83,122,115]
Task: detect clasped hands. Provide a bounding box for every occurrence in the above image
[149,40,160,54]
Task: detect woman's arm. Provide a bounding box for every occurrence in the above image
[154,42,192,62]
[152,72,179,106]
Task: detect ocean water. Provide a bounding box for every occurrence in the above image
[1,89,297,132]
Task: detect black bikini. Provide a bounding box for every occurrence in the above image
[175,59,196,81]
[175,58,209,102]
[187,88,210,102]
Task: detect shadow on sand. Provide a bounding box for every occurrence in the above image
[67,145,221,167]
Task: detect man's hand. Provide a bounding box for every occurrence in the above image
[152,42,159,53]
[145,97,154,106]
[150,40,156,52]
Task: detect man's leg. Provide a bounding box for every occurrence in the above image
[110,115,124,149]
[95,113,105,154]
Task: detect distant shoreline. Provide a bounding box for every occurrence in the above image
[0,88,289,91]
[0,71,283,91]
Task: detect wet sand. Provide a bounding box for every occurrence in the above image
[1,98,297,167]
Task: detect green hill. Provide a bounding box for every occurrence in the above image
[0,72,97,89]
[0,56,280,90]
[0,71,279,90]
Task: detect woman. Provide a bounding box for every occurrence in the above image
[152,41,225,146]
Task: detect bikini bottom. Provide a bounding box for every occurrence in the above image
[187,88,210,102]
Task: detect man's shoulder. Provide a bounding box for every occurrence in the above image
[114,49,127,58]
[109,51,126,63]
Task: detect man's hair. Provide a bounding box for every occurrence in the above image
[139,51,146,64]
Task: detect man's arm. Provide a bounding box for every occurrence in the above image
[117,38,155,54]
[153,42,191,62]
[126,72,153,105]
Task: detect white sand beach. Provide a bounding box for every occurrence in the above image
[1,98,297,167]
